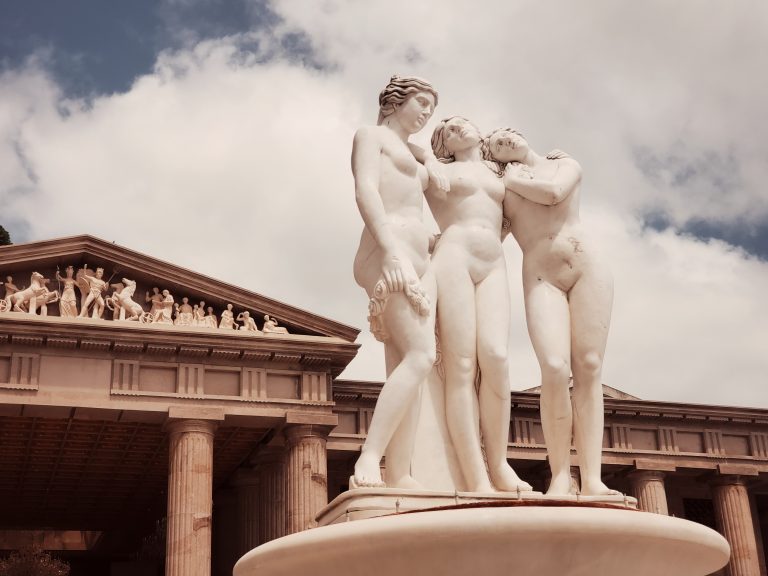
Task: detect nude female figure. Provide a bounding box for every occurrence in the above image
[351,75,445,488]
[427,117,531,492]
[486,128,616,496]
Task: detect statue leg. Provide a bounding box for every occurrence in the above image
[569,265,616,496]
[524,275,573,496]
[354,278,436,488]
[434,255,491,492]
[476,265,531,492]
[79,294,95,317]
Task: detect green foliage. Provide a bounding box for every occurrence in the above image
[0,547,70,576]
[0,225,11,246]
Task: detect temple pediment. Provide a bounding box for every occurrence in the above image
[0,235,359,341]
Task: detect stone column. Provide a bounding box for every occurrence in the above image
[165,419,217,576]
[231,469,260,557]
[628,470,668,515]
[284,421,335,534]
[711,475,760,576]
[257,449,287,545]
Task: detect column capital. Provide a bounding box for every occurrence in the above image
[710,474,748,488]
[627,469,667,483]
[283,423,335,445]
[165,418,218,437]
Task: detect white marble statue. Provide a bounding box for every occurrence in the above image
[1,276,20,312]
[262,314,289,334]
[425,117,530,492]
[106,278,148,321]
[145,287,163,318]
[77,266,108,319]
[10,271,58,316]
[153,289,174,324]
[486,128,616,496]
[219,303,237,330]
[351,75,447,489]
[237,310,260,332]
[56,266,78,318]
[174,297,193,326]
[193,301,206,326]
[204,306,218,328]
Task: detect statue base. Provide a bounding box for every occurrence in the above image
[316,486,637,525]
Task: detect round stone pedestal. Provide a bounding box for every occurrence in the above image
[234,503,729,576]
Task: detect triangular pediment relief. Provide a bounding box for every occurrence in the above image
[0,235,359,342]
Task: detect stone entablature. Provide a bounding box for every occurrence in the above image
[0,316,357,422]
[330,381,768,474]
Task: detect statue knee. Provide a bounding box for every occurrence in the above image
[541,356,570,383]
[573,352,602,380]
[446,355,476,382]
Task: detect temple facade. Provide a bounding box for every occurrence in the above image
[0,236,766,576]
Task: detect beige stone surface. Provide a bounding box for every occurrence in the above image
[285,423,333,534]
[317,487,636,526]
[629,470,669,515]
[236,505,729,576]
[712,476,761,576]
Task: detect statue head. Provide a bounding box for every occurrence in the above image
[95,267,104,278]
[65,266,74,277]
[483,127,528,164]
[431,116,482,163]
[377,75,438,126]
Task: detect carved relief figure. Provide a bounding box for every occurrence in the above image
[56,266,78,317]
[174,297,193,326]
[107,278,149,321]
[487,128,615,496]
[425,116,530,492]
[0,276,19,312]
[204,306,218,328]
[262,314,289,334]
[237,310,260,332]
[145,287,163,317]
[219,303,236,330]
[351,75,446,489]
[11,272,59,316]
[153,289,175,324]
[77,267,108,319]
[193,301,206,326]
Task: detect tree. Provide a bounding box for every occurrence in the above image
[0,225,11,246]
[0,547,70,576]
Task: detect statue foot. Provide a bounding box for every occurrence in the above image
[580,480,621,496]
[351,452,385,489]
[387,474,423,490]
[545,472,573,496]
[490,463,532,492]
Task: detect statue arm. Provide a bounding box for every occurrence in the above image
[351,127,417,293]
[408,142,449,193]
[504,158,582,206]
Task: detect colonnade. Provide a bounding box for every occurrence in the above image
[163,414,335,576]
[628,468,760,576]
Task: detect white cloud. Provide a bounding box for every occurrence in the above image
[1,0,766,408]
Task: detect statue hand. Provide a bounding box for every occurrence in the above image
[425,158,450,193]
[505,162,534,180]
[381,252,419,294]
[546,149,570,160]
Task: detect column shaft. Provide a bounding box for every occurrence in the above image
[629,470,668,515]
[284,424,330,534]
[712,476,760,576]
[165,419,216,576]
[258,451,287,544]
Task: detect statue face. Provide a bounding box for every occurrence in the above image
[442,117,481,154]
[488,129,528,163]
[394,91,436,134]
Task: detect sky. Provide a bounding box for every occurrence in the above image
[1,0,766,409]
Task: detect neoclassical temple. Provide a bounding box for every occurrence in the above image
[0,236,766,576]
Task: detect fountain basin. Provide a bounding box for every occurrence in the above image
[234,503,729,576]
